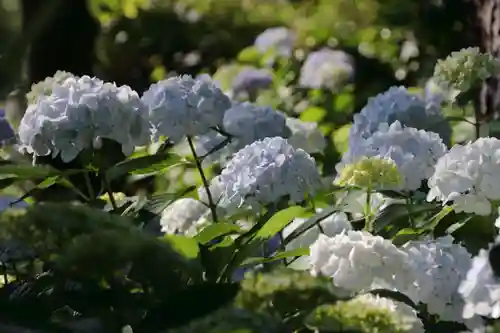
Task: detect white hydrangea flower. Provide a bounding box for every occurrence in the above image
[283,210,352,270]
[19,76,150,163]
[403,236,472,323]
[298,48,354,91]
[218,136,322,212]
[254,26,296,58]
[142,75,232,142]
[427,137,500,216]
[160,198,209,236]
[459,242,500,319]
[285,117,326,154]
[339,121,448,191]
[231,67,273,97]
[349,86,451,147]
[309,231,414,292]
[352,293,424,333]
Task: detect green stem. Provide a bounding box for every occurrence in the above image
[83,171,95,200]
[187,136,218,223]
[363,189,373,232]
[101,172,117,211]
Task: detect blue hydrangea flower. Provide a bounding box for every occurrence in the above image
[349,86,452,149]
[299,48,354,91]
[0,108,15,146]
[339,121,447,191]
[142,75,232,142]
[231,67,273,98]
[217,136,322,212]
[254,27,296,58]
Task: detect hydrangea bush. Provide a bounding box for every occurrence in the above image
[2,44,500,333]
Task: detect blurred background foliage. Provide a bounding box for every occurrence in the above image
[0,0,480,195]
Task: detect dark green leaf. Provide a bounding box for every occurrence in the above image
[392,228,424,246]
[372,202,439,234]
[195,223,243,245]
[143,186,197,214]
[106,153,189,181]
[240,247,309,266]
[0,177,17,190]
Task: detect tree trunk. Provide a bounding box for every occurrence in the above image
[474,0,500,132]
[21,0,99,84]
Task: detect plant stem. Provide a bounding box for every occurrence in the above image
[83,171,95,200]
[187,136,218,223]
[101,172,117,211]
[363,189,373,232]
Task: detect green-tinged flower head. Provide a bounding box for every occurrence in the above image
[305,294,423,333]
[26,70,77,104]
[169,307,282,333]
[335,156,401,189]
[433,47,499,94]
[236,268,342,321]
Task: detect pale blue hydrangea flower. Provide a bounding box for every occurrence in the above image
[254,26,296,58]
[338,121,447,191]
[298,48,354,91]
[217,136,322,212]
[142,75,232,142]
[231,67,273,97]
[18,76,150,163]
[195,103,290,165]
[0,109,15,146]
[349,86,452,148]
[459,241,500,319]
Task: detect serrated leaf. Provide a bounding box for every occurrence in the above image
[163,235,200,260]
[195,223,243,245]
[106,153,188,181]
[255,206,307,240]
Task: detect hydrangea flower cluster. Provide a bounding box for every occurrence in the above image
[254,26,296,58]
[339,121,448,191]
[283,210,352,270]
[299,48,354,91]
[18,76,150,162]
[231,67,273,98]
[459,241,500,319]
[309,231,415,293]
[159,198,210,236]
[402,236,472,323]
[433,47,499,93]
[349,86,451,147]
[427,137,500,216]
[26,70,77,104]
[285,117,326,154]
[335,156,402,190]
[217,136,322,212]
[142,75,232,142]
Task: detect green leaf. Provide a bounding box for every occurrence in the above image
[240,247,309,266]
[392,228,424,246]
[0,177,17,190]
[106,153,188,181]
[163,235,200,259]
[255,206,307,240]
[195,223,243,245]
[144,185,197,214]
[237,46,261,63]
[0,163,59,178]
[422,205,454,231]
[372,202,439,234]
